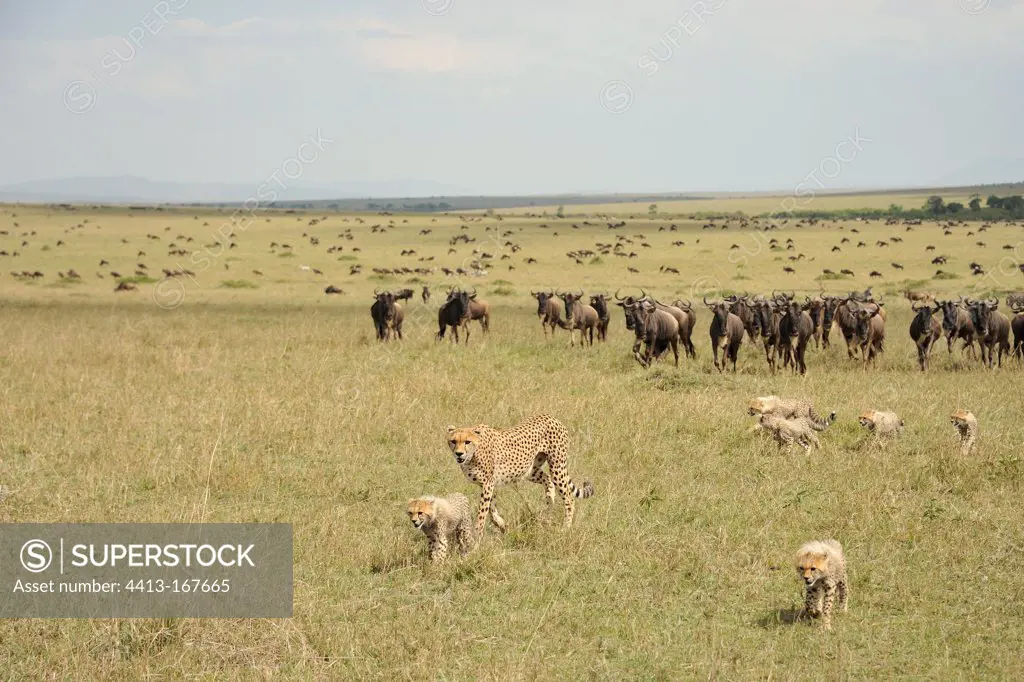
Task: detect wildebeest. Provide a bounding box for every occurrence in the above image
[909,301,942,371]
[1011,299,1024,360]
[968,298,1011,368]
[751,297,781,372]
[851,301,885,367]
[371,289,404,341]
[803,296,825,349]
[559,290,600,347]
[705,297,744,372]
[437,288,471,343]
[669,298,699,359]
[832,298,862,359]
[630,300,680,368]
[725,294,756,340]
[531,290,565,336]
[776,295,813,375]
[589,293,611,342]
[820,295,843,349]
[466,289,491,333]
[394,288,414,302]
[421,286,431,304]
[936,297,977,359]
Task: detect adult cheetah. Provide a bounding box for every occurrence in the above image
[446,414,594,537]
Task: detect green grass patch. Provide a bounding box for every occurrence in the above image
[219,279,258,289]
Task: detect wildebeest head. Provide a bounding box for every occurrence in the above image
[531,290,555,316]
[937,298,963,332]
[967,297,998,331]
[559,289,585,317]
[911,300,939,334]
[615,288,640,330]
[589,293,610,320]
[855,304,880,338]
[704,296,730,328]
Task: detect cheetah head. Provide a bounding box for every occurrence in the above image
[406,498,436,530]
[796,552,828,586]
[950,410,971,426]
[747,396,775,416]
[858,411,876,431]
[447,425,483,465]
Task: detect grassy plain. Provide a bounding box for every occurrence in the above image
[1,198,1023,679]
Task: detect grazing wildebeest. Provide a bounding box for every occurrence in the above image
[705,297,744,372]
[777,296,813,375]
[909,301,942,371]
[531,290,565,336]
[751,297,781,372]
[968,298,1011,368]
[631,300,680,368]
[852,302,885,367]
[936,297,977,359]
[371,289,403,342]
[437,288,471,343]
[421,286,431,304]
[466,288,491,333]
[394,288,414,302]
[1011,299,1024,360]
[559,290,599,347]
[589,293,611,342]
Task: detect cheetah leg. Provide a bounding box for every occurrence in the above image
[802,584,821,619]
[549,462,577,527]
[428,534,449,563]
[475,485,494,538]
[837,580,848,613]
[528,457,556,504]
[489,502,508,534]
[821,582,837,630]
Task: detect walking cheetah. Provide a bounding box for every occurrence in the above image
[446,414,594,537]
[756,414,825,453]
[858,410,903,439]
[406,493,474,563]
[950,410,978,456]
[748,396,835,430]
[795,539,848,631]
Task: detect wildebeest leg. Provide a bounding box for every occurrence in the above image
[729,341,739,372]
[671,337,679,367]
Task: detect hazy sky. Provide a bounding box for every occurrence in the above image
[1,0,1022,195]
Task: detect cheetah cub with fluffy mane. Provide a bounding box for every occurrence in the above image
[950,410,978,456]
[756,414,826,453]
[795,539,849,631]
[406,493,475,563]
[858,409,903,441]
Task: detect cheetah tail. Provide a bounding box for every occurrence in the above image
[808,408,837,432]
[571,480,595,499]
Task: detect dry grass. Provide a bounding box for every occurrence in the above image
[1,203,1023,679]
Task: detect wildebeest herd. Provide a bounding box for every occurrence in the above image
[370,284,1024,373]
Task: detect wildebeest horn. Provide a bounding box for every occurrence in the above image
[703,295,711,306]
[639,288,647,299]
[530,290,537,296]
[614,288,624,301]
[576,289,584,299]
[373,288,380,296]
[679,298,692,309]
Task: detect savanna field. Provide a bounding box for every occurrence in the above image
[2,200,1024,679]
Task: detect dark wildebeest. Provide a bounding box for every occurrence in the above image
[936,297,977,359]
[777,296,814,375]
[705,297,744,372]
[394,288,414,302]
[421,286,431,304]
[632,300,680,368]
[725,294,756,341]
[531,290,565,336]
[371,289,403,342]
[820,295,843,349]
[968,298,1011,368]
[851,301,885,367]
[1011,299,1024,360]
[589,293,611,342]
[803,296,825,349]
[466,288,491,333]
[909,301,942,371]
[751,297,781,372]
[559,290,599,347]
[437,288,471,343]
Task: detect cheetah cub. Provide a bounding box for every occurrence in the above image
[756,414,826,453]
[406,493,475,563]
[950,410,978,456]
[858,410,903,441]
[795,539,849,631]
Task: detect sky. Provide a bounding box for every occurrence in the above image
[0,0,1022,196]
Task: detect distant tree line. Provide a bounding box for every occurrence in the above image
[764,192,1024,221]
